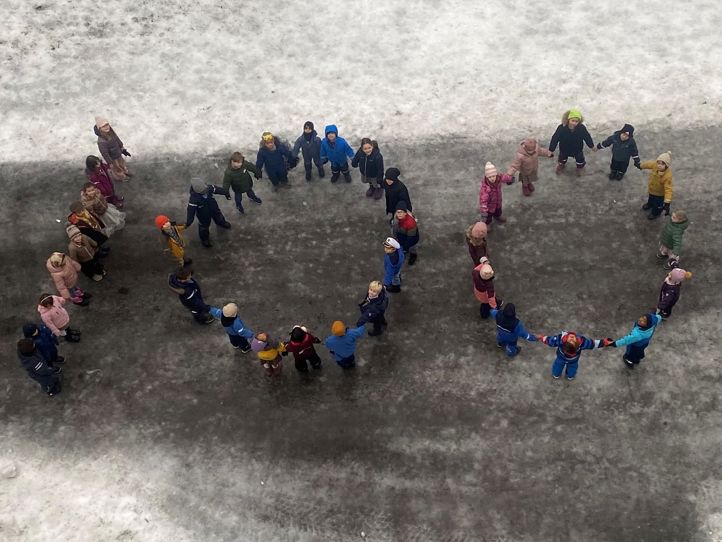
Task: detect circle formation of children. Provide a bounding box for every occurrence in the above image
[17,110,693,395]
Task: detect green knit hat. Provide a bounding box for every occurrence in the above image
[567,109,582,121]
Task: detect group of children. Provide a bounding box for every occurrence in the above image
[16,110,694,394]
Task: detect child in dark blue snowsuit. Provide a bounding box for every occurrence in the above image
[383,237,405,293]
[23,323,63,365]
[549,109,595,176]
[608,313,662,369]
[292,121,325,181]
[356,281,389,336]
[320,124,354,183]
[168,268,214,325]
[186,179,231,248]
[210,303,254,353]
[256,132,296,190]
[538,331,607,380]
[17,338,61,396]
[595,123,641,180]
[489,304,536,358]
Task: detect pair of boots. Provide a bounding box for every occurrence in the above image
[305,166,325,181]
[331,171,352,183]
[64,327,81,342]
[608,170,625,180]
[71,289,91,306]
[368,318,388,336]
[555,163,585,176]
[365,184,385,199]
[522,182,535,196]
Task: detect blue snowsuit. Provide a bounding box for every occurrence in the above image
[168,273,211,323]
[613,314,661,365]
[256,137,295,186]
[186,185,230,244]
[210,307,254,350]
[383,248,405,287]
[320,125,354,175]
[27,324,60,364]
[541,332,603,380]
[323,326,366,368]
[490,308,536,357]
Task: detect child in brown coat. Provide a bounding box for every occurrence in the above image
[506,137,554,196]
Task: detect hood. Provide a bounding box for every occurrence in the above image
[519,139,537,156]
[671,219,689,233]
[621,123,635,135]
[324,124,338,136]
[46,258,64,274]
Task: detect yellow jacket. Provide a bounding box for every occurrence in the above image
[640,161,673,202]
[257,342,286,363]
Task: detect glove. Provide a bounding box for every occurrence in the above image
[281,351,289,357]
[602,338,616,347]
[225,194,231,200]
[255,172,262,180]
[634,161,641,169]
[536,334,545,341]
[549,153,554,159]
[313,337,321,344]
[663,202,671,215]
[122,149,131,157]
[288,157,298,169]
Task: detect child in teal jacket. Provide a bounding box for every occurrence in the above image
[608,313,662,369]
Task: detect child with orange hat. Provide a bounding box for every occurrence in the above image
[479,161,514,229]
[657,266,692,319]
[537,331,610,381]
[155,215,191,267]
[323,321,366,369]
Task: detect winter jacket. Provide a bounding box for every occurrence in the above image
[30,324,59,363]
[18,348,58,388]
[37,296,70,336]
[613,315,662,348]
[549,123,594,155]
[168,274,210,313]
[256,340,286,364]
[46,256,81,299]
[479,175,514,216]
[68,234,99,264]
[210,307,254,339]
[320,125,354,166]
[161,223,186,258]
[85,161,117,201]
[256,137,294,178]
[657,280,681,314]
[384,179,412,215]
[660,218,689,254]
[357,289,389,326]
[68,209,105,233]
[472,267,497,306]
[323,326,366,361]
[285,332,320,361]
[222,162,258,193]
[490,309,537,344]
[393,212,420,252]
[95,125,125,163]
[81,190,108,216]
[383,249,405,286]
[351,147,385,184]
[292,131,322,163]
[186,185,229,226]
[507,142,553,176]
[640,161,673,202]
[596,132,640,165]
[540,332,601,364]
[465,226,489,266]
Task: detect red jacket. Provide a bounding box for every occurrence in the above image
[285,333,319,360]
[472,266,497,306]
[479,174,513,215]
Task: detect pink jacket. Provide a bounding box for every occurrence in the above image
[46,256,81,299]
[37,295,70,335]
[479,174,513,215]
[507,140,553,176]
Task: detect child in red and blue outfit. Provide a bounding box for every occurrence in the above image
[537,331,609,381]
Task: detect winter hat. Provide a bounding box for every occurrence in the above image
[669,268,692,284]
[638,313,656,329]
[522,138,537,152]
[384,167,400,182]
[22,323,38,338]
[250,337,267,352]
[324,124,338,135]
[394,201,408,212]
[95,116,109,129]
[155,215,170,229]
[261,131,274,142]
[48,252,65,267]
[484,162,498,178]
[303,121,314,131]
[470,222,487,238]
[190,178,207,193]
[656,151,672,167]
[621,123,635,135]
[480,263,494,280]
[561,332,580,355]
[222,303,238,318]
[290,325,308,342]
[331,320,346,336]
[567,109,582,121]
[69,201,84,214]
[384,237,401,250]
[66,225,81,239]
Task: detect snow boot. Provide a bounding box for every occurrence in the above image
[343,171,352,183]
[318,167,325,178]
[408,252,417,266]
[373,186,385,200]
[330,171,340,183]
[608,170,617,180]
[615,171,625,180]
[522,183,531,196]
[365,185,375,197]
[575,166,585,177]
[494,215,506,224]
[555,163,565,175]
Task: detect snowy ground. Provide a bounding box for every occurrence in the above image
[1,1,722,541]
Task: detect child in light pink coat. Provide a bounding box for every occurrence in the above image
[506,138,554,196]
[45,252,90,306]
[37,294,81,342]
[479,161,514,230]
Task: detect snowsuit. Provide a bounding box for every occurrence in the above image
[160,222,188,266]
[539,332,603,380]
[168,273,212,324]
[393,212,420,255]
[472,266,499,319]
[352,147,385,187]
[18,348,60,395]
[94,125,129,181]
[490,308,537,357]
[640,161,673,217]
[323,326,366,368]
[255,340,286,377]
[293,130,324,178]
[28,324,60,364]
[613,314,662,366]
[85,161,123,207]
[357,289,389,335]
[479,175,514,224]
[384,179,412,216]
[507,140,553,194]
[596,129,640,178]
[222,162,261,212]
[320,125,354,181]
[285,331,322,372]
[210,307,254,351]
[549,122,594,169]
[659,217,689,263]
[383,248,405,288]
[256,137,295,187]
[186,185,230,245]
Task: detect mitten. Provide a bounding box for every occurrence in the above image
[122,149,131,157]
[634,160,641,169]
[255,172,262,180]
[602,338,616,347]
[313,337,321,344]
[225,194,231,200]
[663,202,671,215]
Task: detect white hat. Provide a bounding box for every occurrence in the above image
[383,237,401,250]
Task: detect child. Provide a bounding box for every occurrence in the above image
[489,303,537,357]
[37,293,81,342]
[657,266,692,319]
[549,109,595,176]
[537,331,609,381]
[256,131,296,191]
[81,182,125,236]
[607,313,662,369]
[323,321,366,369]
[209,303,254,353]
[251,332,286,377]
[186,179,232,248]
[506,137,554,196]
[595,123,640,180]
[352,138,385,199]
[167,267,214,324]
[284,325,322,373]
[94,117,131,181]
[357,281,389,336]
[392,201,419,265]
[658,210,688,269]
[67,225,106,282]
[384,168,413,219]
[68,201,109,248]
[479,162,514,229]
[222,152,262,214]
[465,222,489,266]
[383,237,405,293]
[320,125,354,183]
[46,252,89,306]
[292,121,325,181]
[155,215,191,267]
[23,322,64,365]
[17,338,61,397]
[472,257,502,319]
[639,151,673,219]
[85,155,124,208]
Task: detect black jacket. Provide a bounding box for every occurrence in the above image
[168,274,210,313]
[292,131,322,163]
[186,185,229,225]
[351,147,385,184]
[597,132,640,164]
[384,179,412,215]
[357,289,389,325]
[549,123,594,154]
[18,349,59,389]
